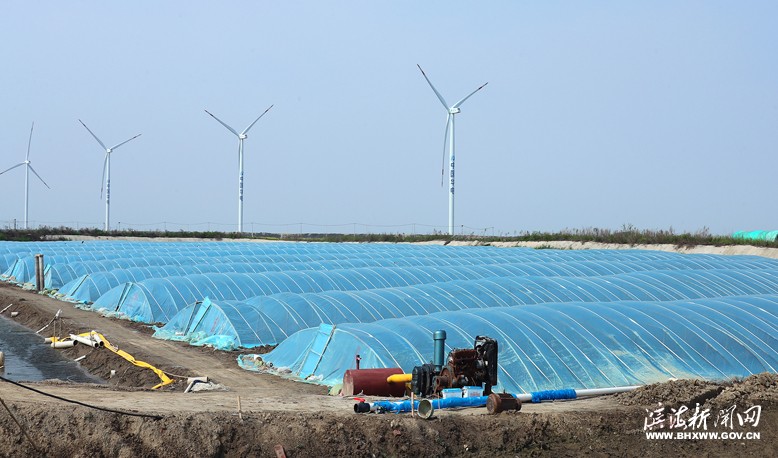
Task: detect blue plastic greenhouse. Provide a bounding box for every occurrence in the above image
[159,268,778,348]
[90,252,778,324]
[253,295,778,392]
[3,240,778,393]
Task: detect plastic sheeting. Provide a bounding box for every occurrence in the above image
[733,230,778,242]
[5,240,688,285]
[159,268,778,348]
[255,295,778,392]
[97,252,778,324]
[58,255,693,304]
[95,262,661,323]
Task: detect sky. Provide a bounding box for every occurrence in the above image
[0,1,776,236]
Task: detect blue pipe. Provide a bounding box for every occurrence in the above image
[372,395,489,413]
[356,385,640,414]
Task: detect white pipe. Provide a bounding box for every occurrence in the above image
[51,341,76,348]
[70,334,101,348]
[89,331,106,347]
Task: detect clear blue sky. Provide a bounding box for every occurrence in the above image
[1,1,775,235]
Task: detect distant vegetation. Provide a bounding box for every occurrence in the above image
[0,224,776,248]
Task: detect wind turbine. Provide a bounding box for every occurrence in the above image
[204,105,273,233]
[417,64,487,236]
[0,122,50,229]
[79,119,141,232]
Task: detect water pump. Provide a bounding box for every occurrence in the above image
[411,333,498,397]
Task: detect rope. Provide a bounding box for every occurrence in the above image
[0,375,163,420]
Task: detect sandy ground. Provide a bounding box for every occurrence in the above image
[1,265,777,456]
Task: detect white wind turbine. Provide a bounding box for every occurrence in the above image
[0,122,50,229]
[204,105,273,233]
[79,119,141,232]
[417,64,487,236]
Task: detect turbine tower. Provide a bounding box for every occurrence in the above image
[0,122,50,229]
[79,119,141,232]
[417,64,487,236]
[204,105,273,233]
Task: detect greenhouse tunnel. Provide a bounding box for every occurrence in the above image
[250,295,778,393]
[88,251,767,324]
[158,268,778,348]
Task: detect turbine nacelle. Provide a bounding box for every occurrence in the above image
[448,107,461,114]
[239,134,248,140]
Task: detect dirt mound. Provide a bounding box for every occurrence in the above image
[615,373,778,412]
[615,379,723,408]
[705,373,778,411]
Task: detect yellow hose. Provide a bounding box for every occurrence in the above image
[386,373,412,384]
[86,332,173,390]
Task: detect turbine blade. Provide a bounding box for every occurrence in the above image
[79,119,107,150]
[417,64,450,108]
[109,133,141,151]
[441,115,450,187]
[100,153,108,199]
[0,163,25,176]
[242,104,273,135]
[26,122,34,161]
[204,110,239,137]
[28,165,51,189]
[452,82,488,109]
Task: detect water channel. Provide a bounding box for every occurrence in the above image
[0,315,103,383]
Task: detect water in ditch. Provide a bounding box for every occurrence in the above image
[0,315,103,383]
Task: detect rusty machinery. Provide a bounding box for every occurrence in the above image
[411,332,498,397]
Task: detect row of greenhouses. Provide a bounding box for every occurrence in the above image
[2,240,777,393]
[250,295,778,393]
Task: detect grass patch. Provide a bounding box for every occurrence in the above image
[0,224,775,248]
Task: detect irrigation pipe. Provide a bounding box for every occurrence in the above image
[0,375,163,420]
[358,385,641,414]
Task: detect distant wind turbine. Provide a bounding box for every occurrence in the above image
[79,119,141,232]
[417,64,487,236]
[0,122,50,229]
[204,105,273,233]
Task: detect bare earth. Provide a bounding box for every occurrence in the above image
[0,281,775,457]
